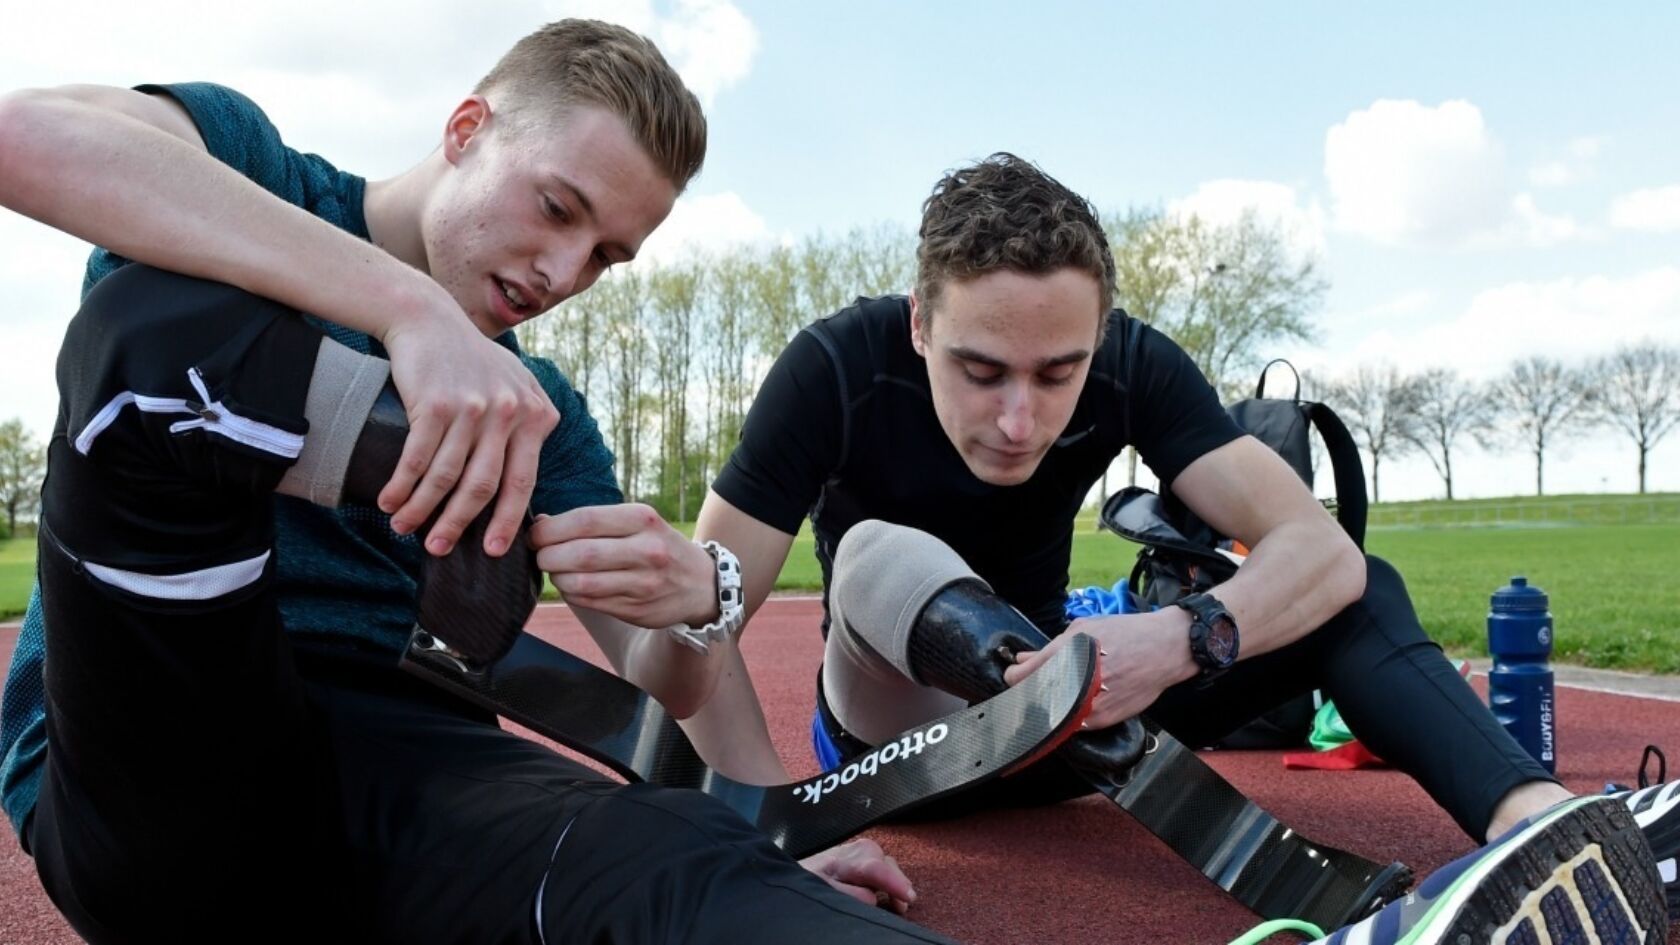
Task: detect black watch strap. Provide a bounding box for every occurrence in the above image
[1175,592,1239,673]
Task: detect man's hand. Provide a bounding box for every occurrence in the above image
[1002,610,1197,731]
[531,504,718,629]
[379,307,558,558]
[799,838,917,915]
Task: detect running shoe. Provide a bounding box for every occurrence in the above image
[1618,777,1679,920]
[1308,795,1667,944]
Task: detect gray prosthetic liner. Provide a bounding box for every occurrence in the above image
[280,341,539,666]
[829,520,1146,775]
[276,337,390,506]
[823,521,976,744]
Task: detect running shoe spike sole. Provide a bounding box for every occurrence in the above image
[1394,798,1665,945]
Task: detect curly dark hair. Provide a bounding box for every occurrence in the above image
[915,153,1115,335]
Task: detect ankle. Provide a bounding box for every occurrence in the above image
[1485,780,1574,842]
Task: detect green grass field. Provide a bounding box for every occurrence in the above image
[4,494,1676,673]
[0,539,34,619]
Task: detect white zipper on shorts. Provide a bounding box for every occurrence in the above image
[75,366,304,459]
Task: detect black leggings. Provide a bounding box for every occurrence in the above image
[820,555,1554,839]
[29,265,952,944]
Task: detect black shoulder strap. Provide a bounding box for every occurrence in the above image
[1304,401,1367,549]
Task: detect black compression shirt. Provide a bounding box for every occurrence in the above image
[713,295,1243,635]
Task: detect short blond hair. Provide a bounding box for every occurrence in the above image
[475,19,707,190]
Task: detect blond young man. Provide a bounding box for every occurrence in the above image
[0,20,941,943]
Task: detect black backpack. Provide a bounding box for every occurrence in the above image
[1098,360,1368,748]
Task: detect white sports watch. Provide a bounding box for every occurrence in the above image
[664,540,745,653]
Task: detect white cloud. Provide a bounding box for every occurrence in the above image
[1324,99,1583,249]
[1501,193,1587,247]
[1337,268,1680,379]
[1608,185,1680,233]
[1325,99,1506,244]
[1527,135,1605,187]
[1570,137,1605,159]
[0,217,89,438]
[648,0,761,107]
[1168,179,1327,258]
[633,191,771,265]
[0,2,759,169]
[1527,161,1573,188]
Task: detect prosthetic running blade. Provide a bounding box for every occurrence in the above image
[400,628,1100,859]
[1079,720,1413,930]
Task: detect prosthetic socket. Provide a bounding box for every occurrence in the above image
[906,580,1148,776]
[344,384,541,666]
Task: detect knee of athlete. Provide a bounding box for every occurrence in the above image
[1362,554,1403,592]
[831,521,972,615]
[67,266,268,383]
[832,520,915,585]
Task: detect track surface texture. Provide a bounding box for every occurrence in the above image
[3,600,1675,944]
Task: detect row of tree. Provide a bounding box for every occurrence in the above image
[513,224,921,520]
[1318,344,1680,501]
[512,209,1329,518]
[1,210,1671,527]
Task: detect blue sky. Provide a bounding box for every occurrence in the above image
[2,1,1676,499]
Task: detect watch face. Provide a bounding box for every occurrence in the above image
[1204,615,1238,665]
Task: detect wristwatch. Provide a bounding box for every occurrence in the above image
[664,540,745,653]
[1173,592,1239,677]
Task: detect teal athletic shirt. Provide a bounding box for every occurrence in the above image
[0,83,622,836]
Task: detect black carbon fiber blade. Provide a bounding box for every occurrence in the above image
[1083,721,1412,930]
[399,628,1099,859]
[761,634,1098,857]
[414,510,542,666]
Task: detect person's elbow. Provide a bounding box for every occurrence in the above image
[0,88,60,199]
[1323,524,1367,611]
[626,637,725,721]
[654,665,721,721]
[0,87,132,211]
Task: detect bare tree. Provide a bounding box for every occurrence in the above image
[797,233,849,321]
[751,244,805,369]
[0,418,45,538]
[1487,356,1591,496]
[1402,368,1492,500]
[1105,207,1178,328]
[519,282,601,405]
[1321,364,1418,504]
[699,250,756,483]
[650,260,703,520]
[1591,342,1680,494]
[1109,208,1325,398]
[836,223,915,299]
[597,270,651,497]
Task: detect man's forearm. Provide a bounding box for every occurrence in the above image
[676,643,792,784]
[573,607,722,720]
[1212,516,1366,661]
[0,88,438,340]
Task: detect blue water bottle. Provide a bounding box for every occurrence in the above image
[1487,576,1557,774]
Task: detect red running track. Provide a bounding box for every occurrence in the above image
[3,600,1676,944]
